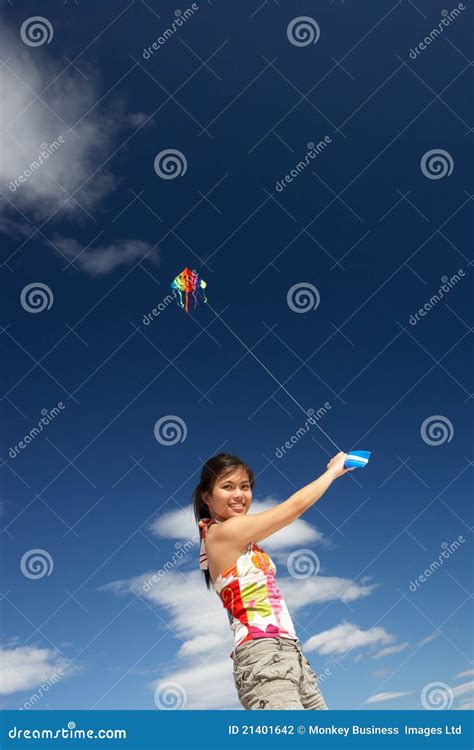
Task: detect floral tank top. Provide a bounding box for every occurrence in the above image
[198,517,298,659]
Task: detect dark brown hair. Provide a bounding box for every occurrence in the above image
[193,452,255,590]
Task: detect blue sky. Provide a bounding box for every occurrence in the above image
[0,0,472,711]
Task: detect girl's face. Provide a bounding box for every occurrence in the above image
[203,466,253,520]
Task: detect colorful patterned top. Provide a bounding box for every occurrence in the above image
[198,517,298,660]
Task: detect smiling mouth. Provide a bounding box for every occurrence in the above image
[229,503,245,511]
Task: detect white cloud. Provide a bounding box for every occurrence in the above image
[149,505,198,542]
[452,680,474,699]
[104,500,379,708]
[177,634,227,658]
[418,631,440,647]
[0,25,158,274]
[150,657,241,710]
[283,577,375,610]
[304,622,396,656]
[373,642,410,659]
[102,570,230,646]
[50,235,159,277]
[149,499,327,549]
[365,691,412,704]
[0,28,114,220]
[0,645,70,696]
[456,668,474,679]
[104,559,375,709]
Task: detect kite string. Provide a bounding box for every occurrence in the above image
[209,304,345,453]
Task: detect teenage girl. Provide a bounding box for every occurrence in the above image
[194,451,355,710]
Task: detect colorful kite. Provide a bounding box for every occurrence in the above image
[171,267,207,312]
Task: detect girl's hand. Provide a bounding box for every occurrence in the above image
[326,451,356,479]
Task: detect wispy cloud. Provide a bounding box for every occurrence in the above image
[373,642,410,659]
[452,680,474,699]
[0,27,116,221]
[103,554,375,709]
[0,645,70,696]
[51,236,159,277]
[365,691,412,704]
[304,622,397,657]
[150,658,241,711]
[456,668,474,679]
[149,499,328,550]
[0,24,158,274]
[418,631,441,647]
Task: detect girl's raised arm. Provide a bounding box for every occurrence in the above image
[216,452,355,547]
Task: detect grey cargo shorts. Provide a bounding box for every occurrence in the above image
[232,636,328,710]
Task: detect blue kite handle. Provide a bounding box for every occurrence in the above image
[344,450,371,469]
